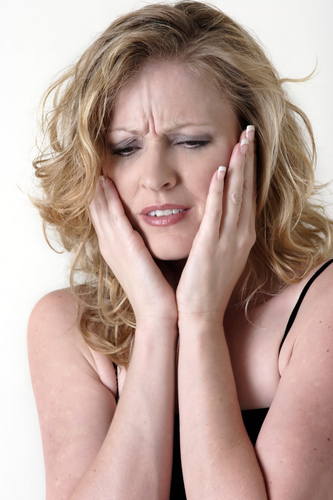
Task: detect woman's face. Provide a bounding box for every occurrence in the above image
[103,60,240,260]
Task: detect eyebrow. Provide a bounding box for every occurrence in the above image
[109,127,142,135]
[109,122,212,135]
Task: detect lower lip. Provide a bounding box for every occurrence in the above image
[140,210,189,226]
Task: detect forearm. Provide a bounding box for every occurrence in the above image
[70,322,177,500]
[178,318,267,499]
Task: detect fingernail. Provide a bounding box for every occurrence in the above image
[99,175,106,187]
[218,166,227,180]
[246,125,255,140]
[241,138,249,146]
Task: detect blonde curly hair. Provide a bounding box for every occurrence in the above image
[33,1,332,367]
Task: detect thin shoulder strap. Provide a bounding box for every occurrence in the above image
[279,259,333,353]
[113,362,119,403]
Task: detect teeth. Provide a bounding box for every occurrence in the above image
[147,208,185,217]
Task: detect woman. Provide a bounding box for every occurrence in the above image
[28,2,333,498]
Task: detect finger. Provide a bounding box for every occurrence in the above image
[89,176,109,231]
[220,138,247,235]
[238,128,256,232]
[246,124,256,145]
[89,176,107,211]
[102,177,124,217]
[198,166,226,241]
[90,176,134,241]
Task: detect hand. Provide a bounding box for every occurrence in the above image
[89,177,177,328]
[176,127,256,325]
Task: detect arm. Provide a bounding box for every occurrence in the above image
[177,128,267,498]
[256,265,333,498]
[28,178,178,500]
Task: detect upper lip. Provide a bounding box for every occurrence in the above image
[140,204,189,215]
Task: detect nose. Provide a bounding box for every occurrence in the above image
[140,144,177,191]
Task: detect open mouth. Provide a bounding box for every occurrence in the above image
[140,205,190,226]
[147,208,186,217]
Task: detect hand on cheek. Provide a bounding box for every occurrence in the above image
[89,176,178,328]
[176,126,256,324]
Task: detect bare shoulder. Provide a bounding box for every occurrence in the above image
[287,258,333,391]
[279,259,333,367]
[28,287,117,394]
[28,288,80,338]
[27,288,88,376]
[305,258,333,300]
[289,258,333,373]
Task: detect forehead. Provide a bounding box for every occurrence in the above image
[110,60,236,133]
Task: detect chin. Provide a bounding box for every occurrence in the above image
[148,243,190,262]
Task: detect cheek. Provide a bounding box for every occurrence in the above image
[197,175,212,203]
[103,161,134,201]
[188,143,234,205]
[188,161,217,201]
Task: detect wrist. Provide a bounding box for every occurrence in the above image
[178,311,224,331]
[135,317,178,345]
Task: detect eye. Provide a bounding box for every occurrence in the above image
[110,138,141,157]
[171,135,211,149]
[180,140,210,149]
[112,146,139,157]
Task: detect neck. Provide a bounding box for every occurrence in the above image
[155,258,187,290]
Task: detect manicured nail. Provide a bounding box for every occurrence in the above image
[241,138,249,146]
[246,125,255,140]
[218,166,227,180]
[99,175,106,187]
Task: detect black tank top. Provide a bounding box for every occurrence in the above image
[170,259,333,497]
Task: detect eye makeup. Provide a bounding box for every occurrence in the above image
[170,133,211,141]
[109,137,142,157]
[108,132,213,157]
[170,134,212,145]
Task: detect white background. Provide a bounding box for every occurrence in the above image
[1,0,332,498]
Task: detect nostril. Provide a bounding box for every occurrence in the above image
[141,172,177,191]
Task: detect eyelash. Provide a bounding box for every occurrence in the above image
[173,140,210,149]
[111,139,210,158]
[112,145,139,157]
